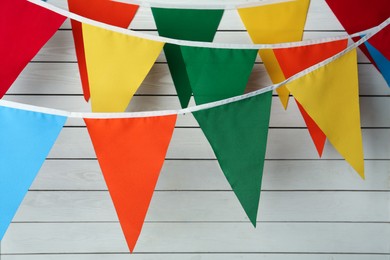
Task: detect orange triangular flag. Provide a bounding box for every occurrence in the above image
[273,39,348,156]
[68,0,139,101]
[84,115,177,252]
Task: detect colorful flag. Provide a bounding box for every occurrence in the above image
[68,0,139,101]
[0,0,66,98]
[287,50,364,178]
[84,115,177,252]
[193,92,273,226]
[152,8,224,108]
[0,106,66,239]
[180,46,258,104]
[82,23,164,112]
[238,0,310,108]
[325,0,390,86]
[273,39,348,156]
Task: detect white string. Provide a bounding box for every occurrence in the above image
[1,17,388,119]
[28,0,381,49]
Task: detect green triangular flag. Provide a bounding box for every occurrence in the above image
[181,46,258,105]
[193,92,273,226]
[151,8,224,108]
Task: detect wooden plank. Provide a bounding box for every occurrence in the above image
[9,63,390,96]
[32,31,372,63]
[13,191,390,222]
[3,96,389,128]
[2,223,389,253]
[3,254,389,260]
[30,160,390,191]
[42,128,390,159]
[51,0,344,31]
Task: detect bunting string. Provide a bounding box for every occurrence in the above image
[28,0,385,50]
[0,16,388,119]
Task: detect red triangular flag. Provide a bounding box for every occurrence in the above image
[68,0,139,101]
[84,115,177,252]
[0,0,66,98]
[325,0,390,67]
[273,39,348,156]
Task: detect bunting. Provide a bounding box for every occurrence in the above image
[68,0,139,101]
[152,8,224,108]
[180,46,258,104]
[193,92,272,226]
[287,49,365,178]
[0,0,66,98]
[84,115,177,252]
[0,106,66,240]
[325,0,390,86]
[273,39,348,156]
[238,0,310,108]
[0,0,385,250]
[82,23,164,112]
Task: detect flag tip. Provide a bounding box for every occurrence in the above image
[126,240,136,254]
[249,215,257,227]
[353,163,365,180]
[251,220,257,228]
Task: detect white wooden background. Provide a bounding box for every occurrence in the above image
[1,0,390,259]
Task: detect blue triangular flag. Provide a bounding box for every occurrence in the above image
[0,106,66,239]
[364,40,390,87]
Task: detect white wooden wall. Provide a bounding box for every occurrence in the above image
[1,0,390,259]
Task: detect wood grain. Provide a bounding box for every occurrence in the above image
[2,223,389,254]
[40,128,389,159]
[29,160,390,191]
[13,191,390,222]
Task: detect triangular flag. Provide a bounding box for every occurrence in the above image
[193,92,273,226]
[0,106,66,239]
[364,39,390,87]
[287,50,364,178]
[273,39,348,156]
[151,8,224,108]
[82,23,164,112]
[68,0,139,101]
[180,46,258,105]
[0,0,66,98]
[84,115,177,252]
[238,0,310,108]
[325,0,390,83]
[295,101,326,156]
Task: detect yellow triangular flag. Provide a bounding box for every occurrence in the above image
[238,0,310,109]
[82,23,164,112]
[286,50,364,178]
